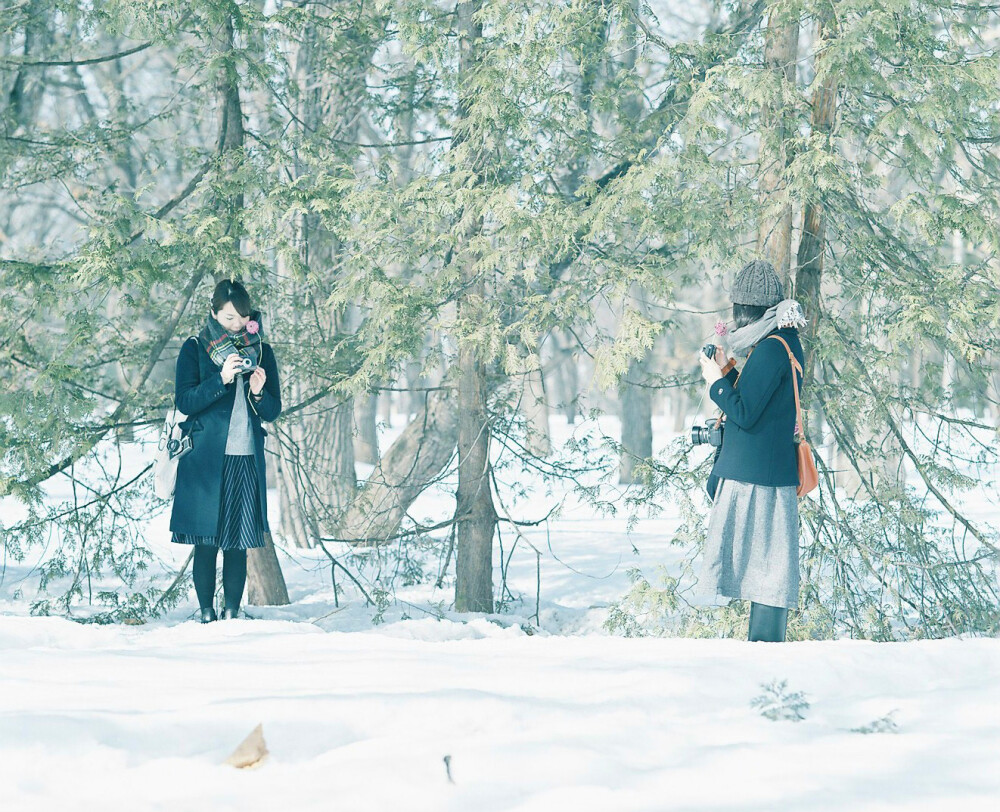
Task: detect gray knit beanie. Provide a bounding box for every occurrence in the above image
[731,259,784,307]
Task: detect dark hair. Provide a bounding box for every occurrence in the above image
[211,279,252,318]
[733,303,768,329]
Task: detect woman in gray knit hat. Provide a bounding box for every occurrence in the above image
[696,259,807,642]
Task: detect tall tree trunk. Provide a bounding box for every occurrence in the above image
[522,364,551,457]
[795,15,837,382]
[274,435,311,549]
[940,229,962,397]
[272,14,373,546]
[353,392,379,465]
[794,15,836,493]
[4,0,48,132]
[455,313,495,612]
[246,533,290,606]
[313,392,357,532]
[210,8,287,603]
[757,8,800,290]
[614,7,653,484]
[619,355,653,483]
[619,285,653,483]
[454,0,496,614]
[405,358,424,417]
[550,330,579,424]
[214,14,245,221]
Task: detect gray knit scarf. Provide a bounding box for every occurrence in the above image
[725,299,807,358]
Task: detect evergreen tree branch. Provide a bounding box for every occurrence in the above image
[591,0,767,193]
[6,267,206,494]
[0,41,153,68]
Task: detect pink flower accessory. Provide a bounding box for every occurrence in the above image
[714,321,729,337]
[246,320,259,335]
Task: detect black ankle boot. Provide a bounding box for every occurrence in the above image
[199,607,218,623]
[221,606,239,620]
[748,602,788,642]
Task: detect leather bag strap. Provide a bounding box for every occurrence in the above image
[767,335,805,437]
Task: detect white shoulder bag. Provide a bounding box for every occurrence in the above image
[153,336,197,500]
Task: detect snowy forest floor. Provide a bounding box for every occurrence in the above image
[3,617,999,811]
[2,415,999,810]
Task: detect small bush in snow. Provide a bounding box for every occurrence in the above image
[751,679,810,722]
[851,711,899,734]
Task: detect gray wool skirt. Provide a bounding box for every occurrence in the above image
[698,479,800,609]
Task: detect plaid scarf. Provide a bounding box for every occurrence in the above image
[199,310,263,369]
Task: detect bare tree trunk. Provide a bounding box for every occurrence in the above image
[941,229,962,397]
[795,22,835,488]
[454,0,496,614]
[273,433,311,549]
[246,532,290,606]
[989,363,1000,423]
[353,392,380,465]
[620,355,653,483]
[550,330,579,424]
[455,320,496,613]
[270,13,376,546]
[405,358,424,417]
[379,388,393,430]
[4,0,48,132]
[757,8,800,290]
[214,14,245,220]
[795,15,836,382]
[314,396,357,530]
[619,283,654,483]
[339,391,459,544]
[522,365,551,457]
[207,9,287,602]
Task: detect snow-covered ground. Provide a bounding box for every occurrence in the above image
[2,414,999,810]
[3,616,1000,811]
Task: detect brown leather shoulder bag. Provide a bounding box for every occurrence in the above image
[767,335,819,498]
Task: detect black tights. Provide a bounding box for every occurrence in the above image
[748,602,788,642]
[192,545,248,613]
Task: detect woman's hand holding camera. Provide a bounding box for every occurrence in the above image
[699,351,724,385]
[220,354,243,385]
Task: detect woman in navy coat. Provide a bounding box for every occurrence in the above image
[697,260,807,643]
[170,280,282,621]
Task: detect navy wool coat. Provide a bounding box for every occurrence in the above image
[708,327,804,487]
[169,337,282,537]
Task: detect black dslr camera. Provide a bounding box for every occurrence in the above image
[691,421,724,447]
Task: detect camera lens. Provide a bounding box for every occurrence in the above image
[239,356,252,369]
[167,439,179,454]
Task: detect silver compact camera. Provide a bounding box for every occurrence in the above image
[167,435,193,460]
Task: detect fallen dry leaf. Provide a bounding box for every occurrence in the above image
[225,723,269,769]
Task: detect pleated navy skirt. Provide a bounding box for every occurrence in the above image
[171,455,265,550]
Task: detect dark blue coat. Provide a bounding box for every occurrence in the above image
[709,327,804,487]
[169,337,282,537]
